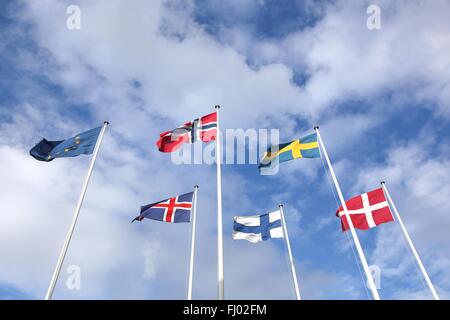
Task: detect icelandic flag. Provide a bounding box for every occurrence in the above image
[156,111,218,152]
[232,210,284,243]
[29,126,102,162]
[133,191,194,223]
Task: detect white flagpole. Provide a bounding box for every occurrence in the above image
[187,185,199,300]
[45,121,109,300]
[278,205,301,300]
[314,126,380,300]
[215,105,225,300]
[381,181,440,300]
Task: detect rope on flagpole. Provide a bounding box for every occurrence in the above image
[215,105,225,300]
[279,205,302,300]
[380,184,432,298]
[278,215,299,299]
[45,121,109,300]
[394,219,430,295]
[372,186,430,297]
[318,144,371,300]
[315,126,380,300]
[376,184,433,298]
[381,181,440,300]
[400,228,431,295]
[184,225,193,299]
[187,185,199,300]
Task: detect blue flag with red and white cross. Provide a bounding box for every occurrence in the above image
[133,191,194,223]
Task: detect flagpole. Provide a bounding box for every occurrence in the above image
[279,205,301,300]
[215,105,225,300]
[314,126,380,300]
[45,121,109,300]
[381,181,440,300]
[187,185,199,300]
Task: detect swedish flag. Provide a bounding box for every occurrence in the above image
[30,126,102,162]
[259,133,320,169]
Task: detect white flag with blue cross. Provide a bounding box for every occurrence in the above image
[232,210,284,243]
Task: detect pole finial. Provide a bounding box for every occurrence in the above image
[194,185,199,189]
[278,204,283,208]
[104,120,110,125]
[215,105,221,109]
[380,181,385,185]
[314,125,319,130]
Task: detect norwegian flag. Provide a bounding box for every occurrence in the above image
[336,188,394,231]
[133,192,194,223]
[156,112,218,152]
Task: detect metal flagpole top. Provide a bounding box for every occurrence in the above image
[215,105,221,109]
[104,120,110,125]
[278,204,284,208]
[314,125,319,130]
[194,185,199,189]
[380,181,386,185]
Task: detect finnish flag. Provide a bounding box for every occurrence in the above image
[232,210,284,243]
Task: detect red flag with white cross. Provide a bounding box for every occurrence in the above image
[156,111,218,152]
[336,188,394,231]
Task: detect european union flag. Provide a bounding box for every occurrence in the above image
[30,126,102,162]
[259,132,320,170]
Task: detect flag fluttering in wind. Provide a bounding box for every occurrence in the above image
[30,126,102,162]
[156,112,218,152]
[156,108,224,299]
[259,132,320,170]
[232,210,284,243]
[41,122,108,300]
[336,187,394,231]
[133,191,194,223]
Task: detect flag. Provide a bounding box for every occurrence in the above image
[259,132,320,170]
[232,210,284,243]
[30,126,102,162]
[133,191,194,223]
[336,188,394,231]
[156,111,217,152]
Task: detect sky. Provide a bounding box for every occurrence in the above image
[0,0,450,300]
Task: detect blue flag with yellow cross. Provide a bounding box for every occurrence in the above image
[259,132,320,171]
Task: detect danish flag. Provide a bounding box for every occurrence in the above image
[336,188,394,231]
[156,111,217,152]
[133,191,194,223]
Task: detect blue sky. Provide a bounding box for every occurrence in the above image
[1,0,450,300]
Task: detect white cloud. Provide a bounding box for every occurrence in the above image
[0,102,320,299]
[219,0,450,119]
[14,0,309,136]
[355,138,450,299]
[1,0,449,300]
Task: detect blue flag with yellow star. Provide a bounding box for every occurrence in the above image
[30,126,102,162]
[259,132,320,170]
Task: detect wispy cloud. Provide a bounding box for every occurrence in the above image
[0,0,449,300]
